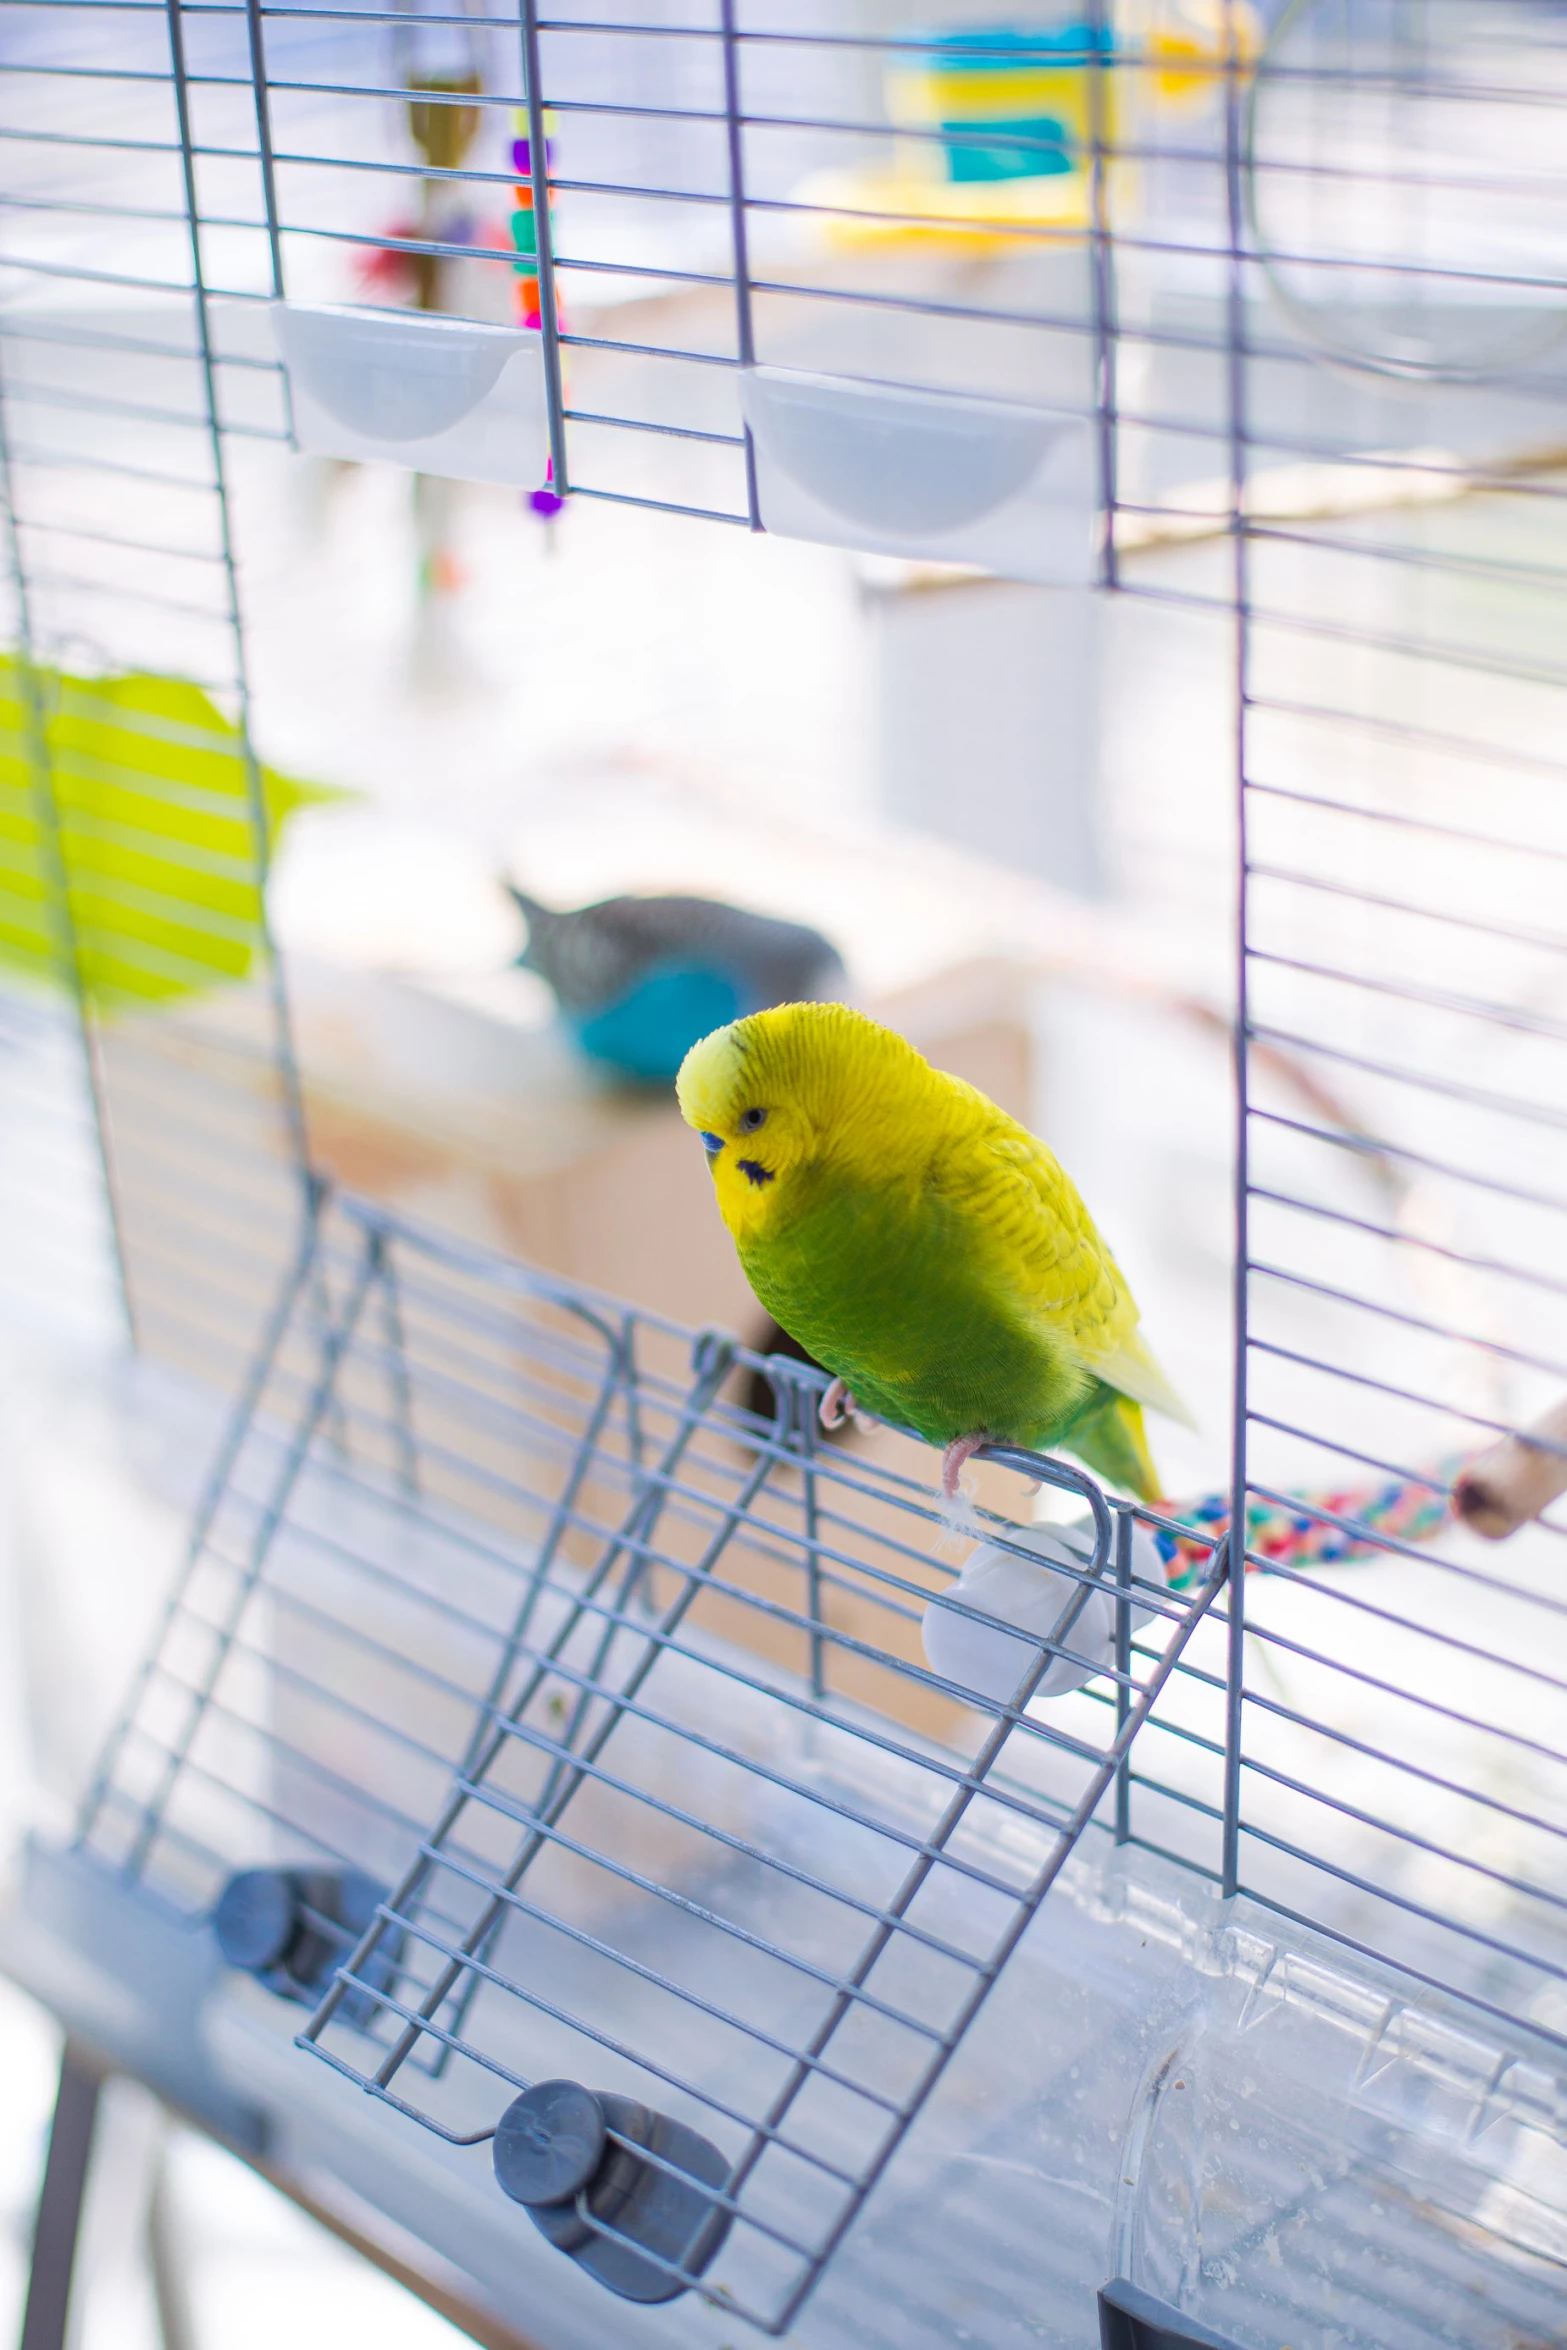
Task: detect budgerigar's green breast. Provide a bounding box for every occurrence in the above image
[738,1162,1090,1449]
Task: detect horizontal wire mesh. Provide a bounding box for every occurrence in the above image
[1218,6,1567,2083]
[0,0,313,1395]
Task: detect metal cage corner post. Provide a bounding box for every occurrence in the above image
[1221,0,1252,1909]
[717,0,760,532]
[163,0,312,1186]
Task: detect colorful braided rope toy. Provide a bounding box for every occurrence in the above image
[1157,1457,1466,1590]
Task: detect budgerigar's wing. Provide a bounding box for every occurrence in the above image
[939,1108,1195,1428]
[1089,1327,1196,1429]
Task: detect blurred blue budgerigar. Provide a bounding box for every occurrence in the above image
[509,884,848,1084]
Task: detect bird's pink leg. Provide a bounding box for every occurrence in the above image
[820,1379,851,1431]
[941,1433,989,1499]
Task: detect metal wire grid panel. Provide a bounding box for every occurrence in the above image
[150,2,1567,530]
[0,0,312,1397]
[1222,5,1567,2068]
[73,1185,1223,2331]
[0,983,124,1349]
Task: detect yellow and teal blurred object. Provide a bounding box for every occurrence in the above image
[800,4,1260,251]
[0,660,335,1014]
[888,19,1116,188]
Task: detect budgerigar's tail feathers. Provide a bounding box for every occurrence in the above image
[1090,1328,1197,1432]
[1060,1386,1162,1506]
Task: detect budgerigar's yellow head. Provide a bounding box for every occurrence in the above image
[675,1001,944,1241]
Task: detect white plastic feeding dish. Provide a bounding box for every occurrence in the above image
[741,366,1096,585]
[272,303,549,485]
[923,1517,1161,1702]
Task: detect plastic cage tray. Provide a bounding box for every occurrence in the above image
[72,1189,1224,2335]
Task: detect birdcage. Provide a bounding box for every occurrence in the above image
[3,4,1567,2349]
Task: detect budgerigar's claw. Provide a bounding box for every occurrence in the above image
[821,1379,879,1436]
[941,1433,989,1500]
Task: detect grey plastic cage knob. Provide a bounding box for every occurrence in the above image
[212,1866,394,2025]
[493,2081,731,2303]
[212,1868,296,1972]
[1099,2278,1247,2350]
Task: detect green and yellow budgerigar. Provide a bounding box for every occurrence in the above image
[676,1001,1192,1501]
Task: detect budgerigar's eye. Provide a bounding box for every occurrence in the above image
[739,1107,767,1134]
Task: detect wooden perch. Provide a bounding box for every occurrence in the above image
[1452,1398,1567,1540]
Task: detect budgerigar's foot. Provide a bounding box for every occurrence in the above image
[941,1433,989,1500]
[820,1379,851,1431]
[820,1380,879,1436]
